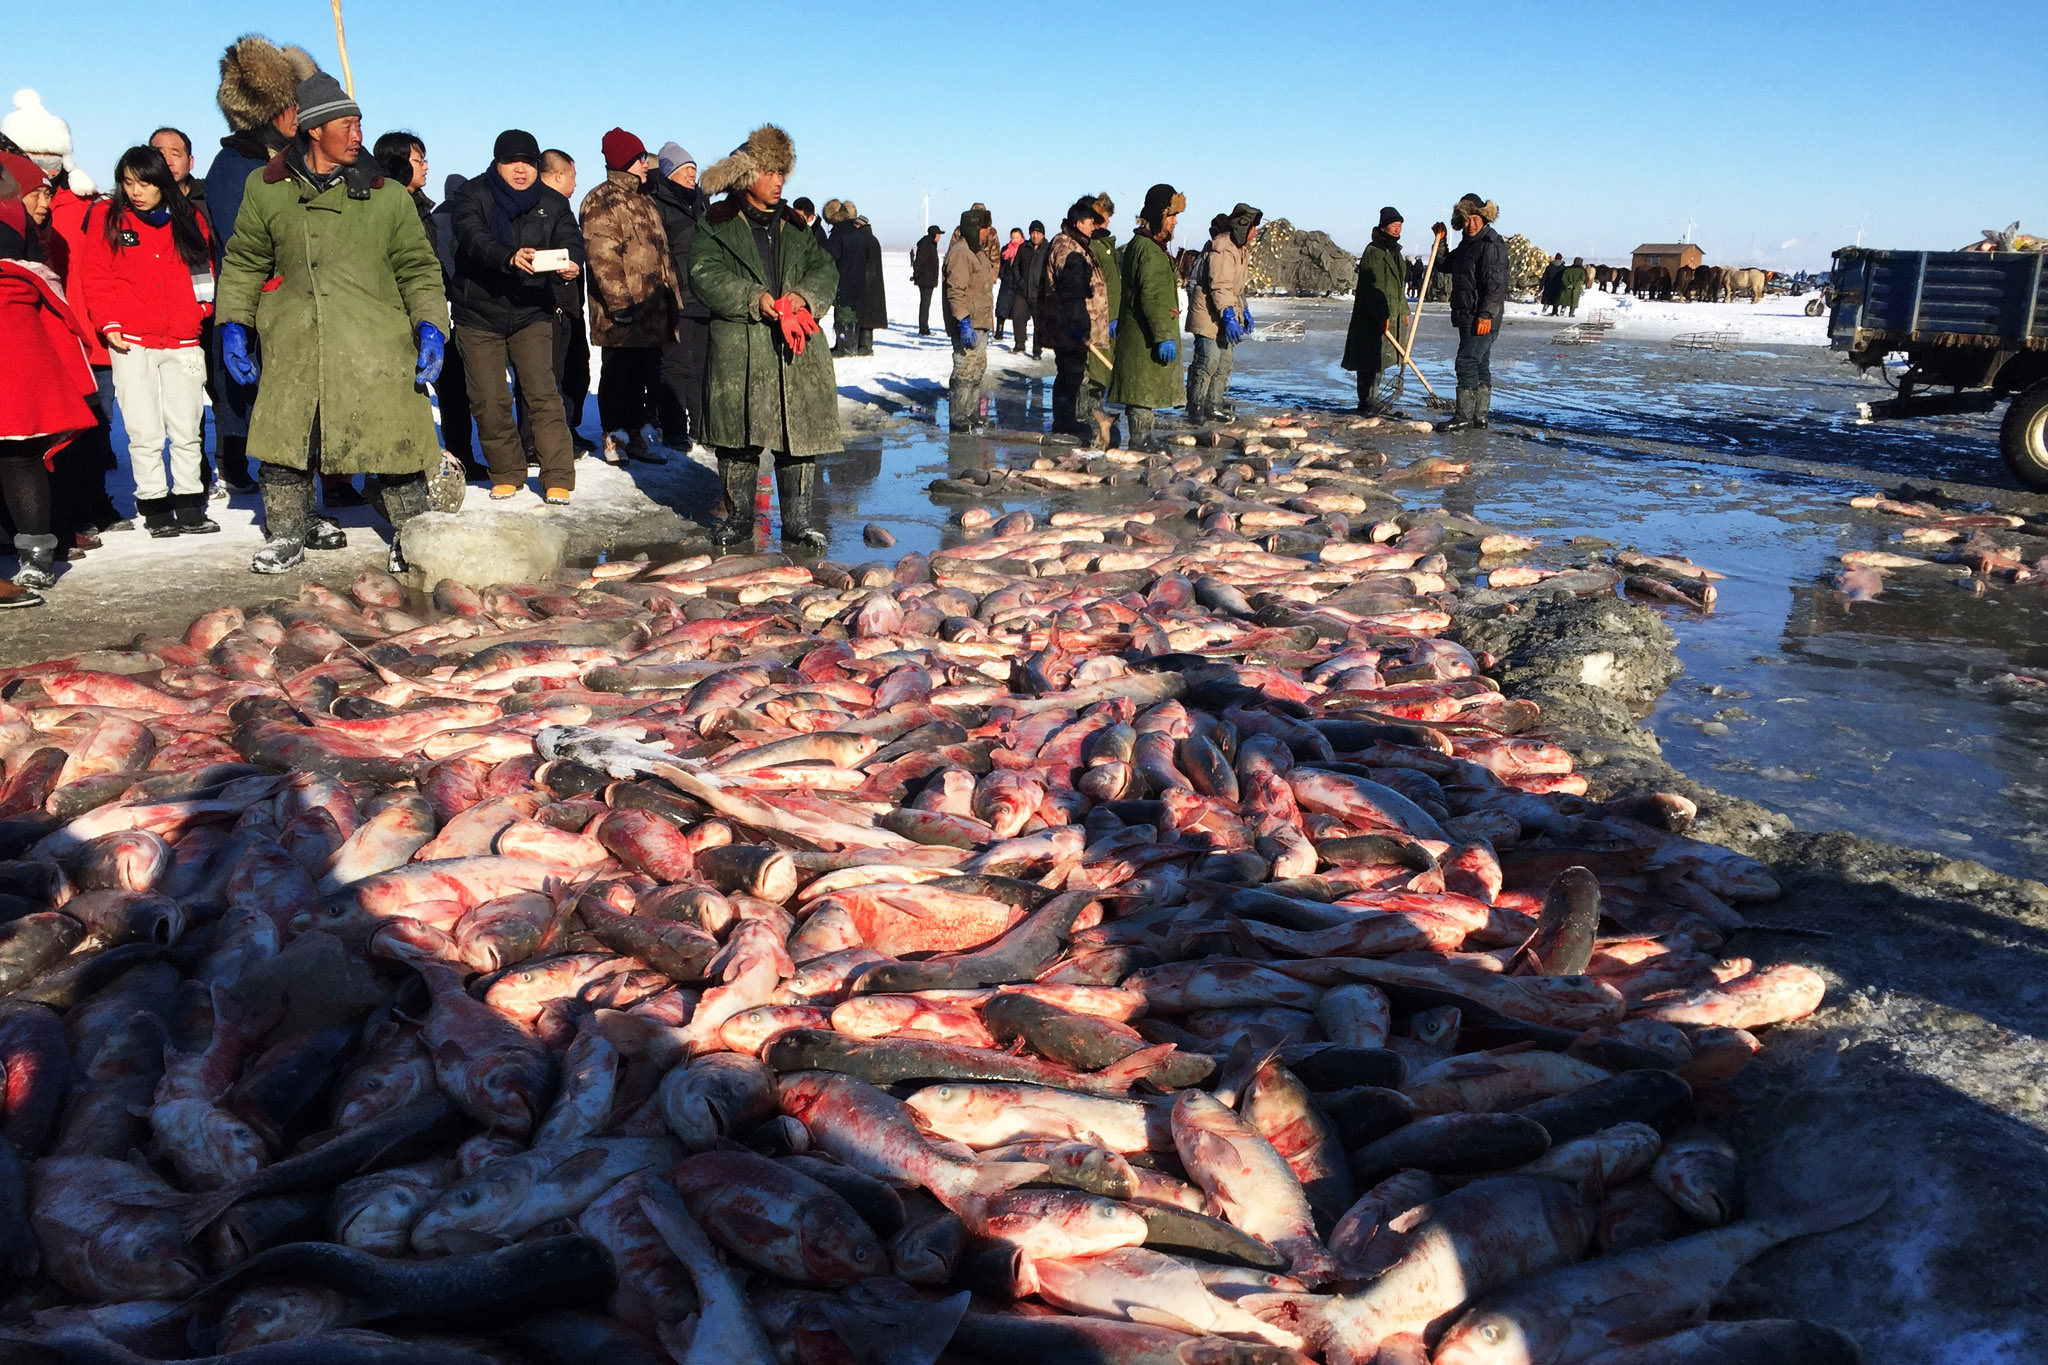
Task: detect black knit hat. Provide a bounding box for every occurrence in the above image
[492,129,540,167]
[1139,183,1185,230]
[1028,219,1045,234]
[1378,205,1403,228]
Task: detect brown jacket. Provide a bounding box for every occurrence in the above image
[943,235,996,330]
[580,170,677,348]
[1187,230,1248,340]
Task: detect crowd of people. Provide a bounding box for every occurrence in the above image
[0,31,1518,609]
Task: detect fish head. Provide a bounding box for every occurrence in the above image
[333,1179,435,1251]
[802,1206,889,1286]
[290,897,376,942]
[409,1165,528,1254]
[216,1285,348,1353]
[1432,1306,1562,1365]
[472,1050,552,1138]
[85,1216,202,1300]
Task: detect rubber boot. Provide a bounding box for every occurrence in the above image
[711,450,760,555]
[857,329,875,358]
[138,496,178,538]
[11,535,58,591]
[1125,406,1158,452]
[378,474,431,575]
[1436,386,1482,434]
[171,491,221,535]
[775,455,828,552]
[252,470,312,574]
[1475,384,1493,430]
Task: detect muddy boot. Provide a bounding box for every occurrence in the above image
[1475,384,1493,430]
[377,473,431,575]
[253,468,312,574]
[11,535,58,591]
[1436,386,1482,434]
[1125,406,1160,452]
[171,492,221,535]
[775,455,828,552]
[711,450,760,555]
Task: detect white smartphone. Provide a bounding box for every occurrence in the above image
[530,248,571,272]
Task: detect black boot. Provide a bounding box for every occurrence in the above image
[857,329,875,357]
[171,492,221,535]
[138,496,178,538]
[378,473,431,575]
[1475,384,1493,430]
[711,450,760,555]
[774,455,828,552]
[1436,386,1483,433]
[253,468,312,574]
[11,535,58,591]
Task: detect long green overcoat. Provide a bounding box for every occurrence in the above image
[215,152,448,475]
[1106,233,1182,409]
[1342,239,1409,374]
[690,198,843,458]
[1559,265,1587,308]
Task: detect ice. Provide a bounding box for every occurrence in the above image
[400,509,568,588]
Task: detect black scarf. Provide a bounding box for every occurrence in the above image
[1371,227,1401,255]
[485,166,545,247]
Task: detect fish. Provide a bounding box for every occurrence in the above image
[635,1190,781,1365]
[1174,1088,1340,1284]
[408,1136,675,1253]
[672,1148,887,1286]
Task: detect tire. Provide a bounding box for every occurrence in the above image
[2000,382,2048,491]
[1804,298,1825,317]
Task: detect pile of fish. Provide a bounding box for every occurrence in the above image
[1834,490,2048,602]
[0,421,1872,1365]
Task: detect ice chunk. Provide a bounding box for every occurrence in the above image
[399,510,568,589]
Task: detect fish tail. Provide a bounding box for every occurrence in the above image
[1095,1042,1180,1091]
[935,1160,1047,1228]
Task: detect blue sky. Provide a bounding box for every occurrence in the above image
[9,0,2044,266]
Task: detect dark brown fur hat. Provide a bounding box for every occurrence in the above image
[217,34,318,133]
[701,124,796,196]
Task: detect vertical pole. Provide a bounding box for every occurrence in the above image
[332,0,356,96]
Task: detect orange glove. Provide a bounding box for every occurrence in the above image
[771,297,814,356]
[1382,320,1390,333]
[1475,317,1493,336]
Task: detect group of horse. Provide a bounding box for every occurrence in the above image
[1603,263,1771,302]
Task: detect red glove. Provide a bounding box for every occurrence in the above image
[771,296,811,356]
[1475,317,1493,336]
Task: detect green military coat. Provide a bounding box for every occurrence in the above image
[690,198,843,458]
[1342,238,1409,375]
[1106,233,1182,409]
[215,152,448,475]
[1559,265,1587,308]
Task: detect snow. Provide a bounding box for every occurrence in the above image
[1504,290,1830,346]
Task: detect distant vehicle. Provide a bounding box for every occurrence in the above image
[1827,246,2048,488]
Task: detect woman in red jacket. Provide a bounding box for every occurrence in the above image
[76,146,216,536]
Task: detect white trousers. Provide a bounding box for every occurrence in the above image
[109,344,207,500]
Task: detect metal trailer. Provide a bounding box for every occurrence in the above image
[1826,246,2048,488]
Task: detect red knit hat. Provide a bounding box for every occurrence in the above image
[601,128,647,172]
[0,150,47,196]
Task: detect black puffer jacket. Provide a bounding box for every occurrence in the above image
[649,176,707,318]
[1447,223,1508,330]
[448,172,584,334]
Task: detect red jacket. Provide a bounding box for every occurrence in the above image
[46,189,110,366]
[75,204,213,350]
[0,259,97,450]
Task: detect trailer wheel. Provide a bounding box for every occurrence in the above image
[2001,382,2048,491]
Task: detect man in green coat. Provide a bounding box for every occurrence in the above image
[689,124,840,553]
[1560,256,1588,316]
[1341,206,1410,415]
[1105,183,1185,451]
[215,72,449,575]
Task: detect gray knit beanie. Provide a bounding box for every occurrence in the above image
[294,72,359,130]
[657,141,695,179]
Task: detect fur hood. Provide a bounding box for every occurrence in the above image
[823,199,858,225]
[218,35,318,133]
[701,124,795,197]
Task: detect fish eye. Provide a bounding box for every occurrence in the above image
[852,1245,871,1261]
[1480,1324,1502,1342]
[934,1086,952,1100]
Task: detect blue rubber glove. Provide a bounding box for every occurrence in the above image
[221,322,259,386]
[414,322,445,385]
[1153,339,1176,364]
[1220,310,1246,345]
[954,316,976,347]
[1108,319,1118,340]
[1242,304,1254,334]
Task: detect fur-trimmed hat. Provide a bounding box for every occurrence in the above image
[1452,192,1499,225]
[1138,183,1185,231]
[1091,191,1114,221]
[701,124,795,197]
[216,35,318,133]
[958,205,992,240]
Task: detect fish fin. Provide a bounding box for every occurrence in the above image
[1129,1306,1211,1336]
[1221,915,1273,962]
[1095,1043,1180,1092]
[937,1160,1047,1228]
[1763,1185,1891,1241]
[717,1207,793,1250]
[179,1188,239,1237]
[544,1146,613,1183]
[1572,1294,1689,1347]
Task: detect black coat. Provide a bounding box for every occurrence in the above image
[448,173,586,335]
[650,177,707,318]
[1013,238,1048,304]
[827,221,870,310]
[912,235,940,287]
[201,128,279,273]
[1539,261,1564,304]
[1448,224,1508,330]
[859,223,888,330]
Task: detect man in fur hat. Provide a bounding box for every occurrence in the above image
[1435,192,1506,432]
[203,36,317,496]
[942,205,996,433]
[1185,201,1261,425]
[1343,206,1409,415]
[215,70,450,575]
[823,198,869,357]
[1044,195,1114,448]
[689,123,840,552]
[1106,183,1185,451]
